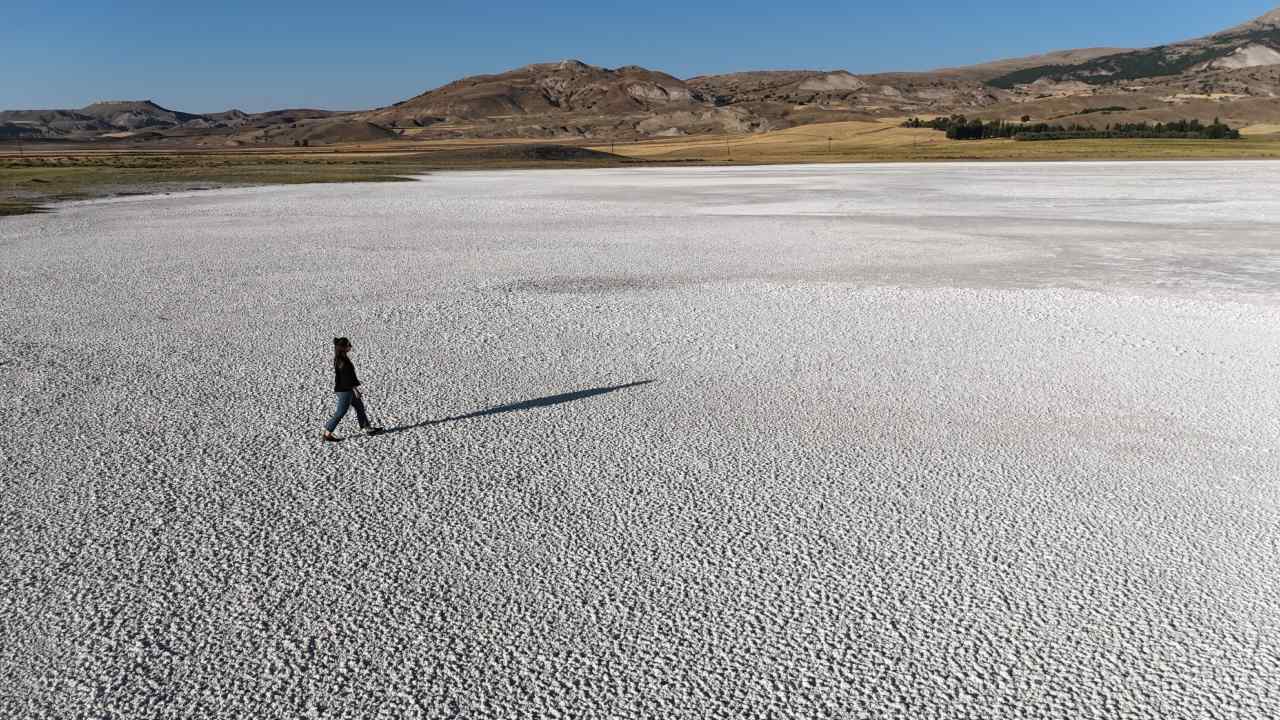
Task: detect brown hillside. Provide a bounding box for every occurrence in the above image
[8,8,1280,146]
[367,60,707,125]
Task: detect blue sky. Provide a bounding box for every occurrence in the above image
[3,1,1277,112]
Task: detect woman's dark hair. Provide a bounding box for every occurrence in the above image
[333,337,351,368]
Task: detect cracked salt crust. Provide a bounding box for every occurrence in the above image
[1,162,1278,718]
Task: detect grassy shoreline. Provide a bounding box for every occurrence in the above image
[0,148,638,218]
[5,133,1280,218]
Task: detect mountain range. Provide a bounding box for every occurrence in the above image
[7,8,1280,146]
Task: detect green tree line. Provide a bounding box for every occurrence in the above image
[903,116,1241,141]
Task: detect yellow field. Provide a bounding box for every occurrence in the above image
[592,119,1280,163]
[591,121,944,162]
[1240,123,1280,137]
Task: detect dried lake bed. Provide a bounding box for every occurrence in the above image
[2,162,1279,718]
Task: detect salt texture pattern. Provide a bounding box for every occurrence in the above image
[2,162,1278,718]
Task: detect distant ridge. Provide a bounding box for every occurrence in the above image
[8,7,1280,144]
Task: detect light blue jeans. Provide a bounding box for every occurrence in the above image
[325,391,370,432]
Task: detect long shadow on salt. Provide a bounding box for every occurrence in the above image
[381,379,655,435]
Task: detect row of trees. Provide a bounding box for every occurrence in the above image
[903,116,1241,141]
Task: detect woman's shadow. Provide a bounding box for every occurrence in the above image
[380,379,655,435]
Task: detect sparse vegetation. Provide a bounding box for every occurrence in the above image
[987,47,1228,89]
[987,25,1280,89]
[0,144,634,217]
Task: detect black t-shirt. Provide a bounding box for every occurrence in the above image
[334,357,361,392]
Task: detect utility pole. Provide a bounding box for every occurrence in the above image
[828,137,833,154]
[725,136,732,161]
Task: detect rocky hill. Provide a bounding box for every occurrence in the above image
[375,60,706,120]
[0,101,339,143]
[356,59,770,140]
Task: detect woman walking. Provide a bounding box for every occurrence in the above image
[323,337,382,441]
